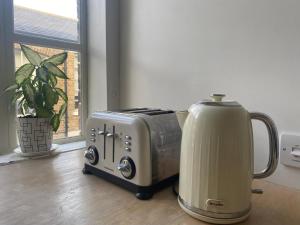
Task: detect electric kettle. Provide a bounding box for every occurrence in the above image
[176,94,278,224]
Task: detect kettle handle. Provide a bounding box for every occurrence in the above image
[250,112,279,179]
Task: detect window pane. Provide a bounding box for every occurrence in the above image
[14,0,79,42]
[14,44,82,139]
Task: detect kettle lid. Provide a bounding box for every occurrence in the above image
[197,94,241,107]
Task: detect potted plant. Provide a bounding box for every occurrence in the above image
[4,44,68,153]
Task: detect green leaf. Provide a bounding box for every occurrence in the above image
[54,94,59,105]
[44,62,67,79]
[50,114,60,132]
[43,52,67,66]
[36,66,48,82]
[42,85,59,108]
[22,82,35,108]
[36,106,53,118]
[49,74,57,86]
[55,88,68,102]
[59,103,67,119]
[35,93,44,107]
[4,84,18,92]
[20,45,42,66]
[11,91,23,104]
[15,64,35,85]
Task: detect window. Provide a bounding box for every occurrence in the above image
[14,0,79,42]
[0,0,87,144]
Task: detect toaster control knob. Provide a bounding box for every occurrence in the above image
[84,146,99,165]
[125,135,131,140]
[124,141,131,146]
[117,157,136,179]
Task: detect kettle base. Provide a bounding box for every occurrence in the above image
[178,197,250,224]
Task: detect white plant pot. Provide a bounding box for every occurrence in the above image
[16,117,53,153]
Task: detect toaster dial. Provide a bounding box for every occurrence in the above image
[117,156,136,179]
[84,146,99,165]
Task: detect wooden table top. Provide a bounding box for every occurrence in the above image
[0,150,299,225]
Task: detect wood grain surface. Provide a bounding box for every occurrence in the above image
[0,150,299,225]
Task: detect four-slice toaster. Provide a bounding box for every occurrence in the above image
[83,108,181,199]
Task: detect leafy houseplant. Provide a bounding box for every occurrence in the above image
[4,44,68,153]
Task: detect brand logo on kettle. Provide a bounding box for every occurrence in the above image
[206,199,224,207]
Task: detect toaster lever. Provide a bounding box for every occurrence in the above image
[98,130,105,135]
[106,132,114,137]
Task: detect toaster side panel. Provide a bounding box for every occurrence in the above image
[141,113,181,183]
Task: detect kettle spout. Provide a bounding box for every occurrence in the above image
[176,111,189,130]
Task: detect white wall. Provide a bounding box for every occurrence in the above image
[87,0,120,114]
[120,0,300,189]
[87,0,108,113]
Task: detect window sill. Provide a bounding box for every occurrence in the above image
[0,141,86,166]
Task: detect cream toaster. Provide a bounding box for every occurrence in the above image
[83,108,181,200]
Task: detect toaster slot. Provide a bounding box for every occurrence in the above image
[141,110,174,115]
[119,108,149,112]
[104,125,115,169]
[103,124,107,159]
[112,125,115,163]
[127,109,160,114]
